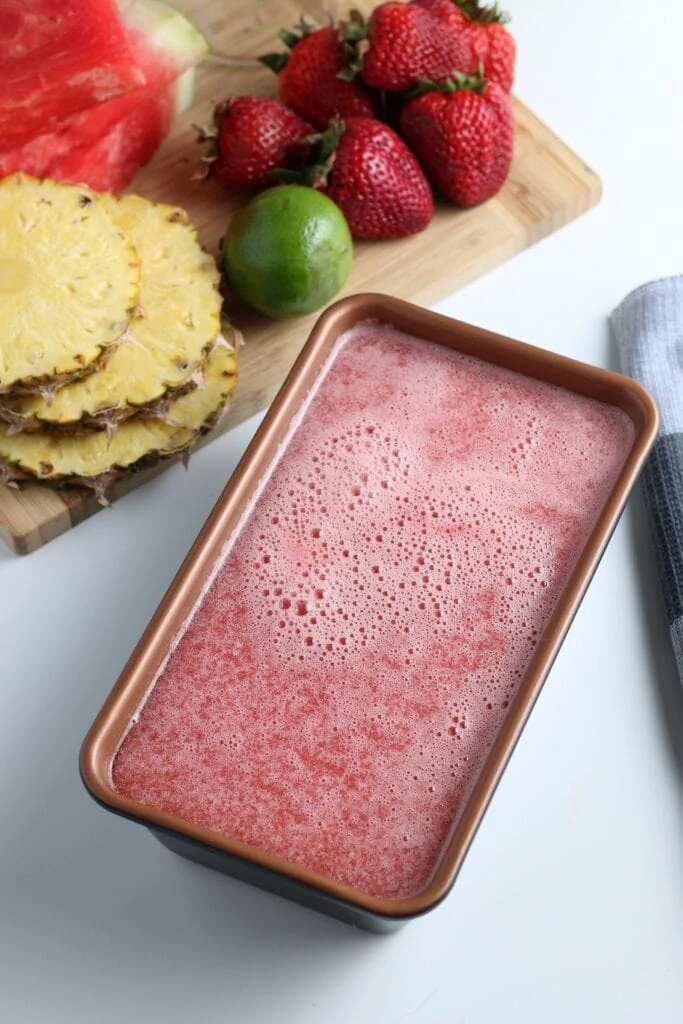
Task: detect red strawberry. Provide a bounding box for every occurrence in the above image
[278,117,434,240]
[399,71,513,206]
[259,19,382,130]
[341,3,470,93]
[411,0,516,92]
[196,95,313,193]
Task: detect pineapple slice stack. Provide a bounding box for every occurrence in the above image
[0,174,238,498]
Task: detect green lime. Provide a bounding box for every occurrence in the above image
[221,185,353,319]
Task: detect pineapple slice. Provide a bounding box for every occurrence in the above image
[0,339,237,492]
[0,174,139,395]
[0,195,223,432]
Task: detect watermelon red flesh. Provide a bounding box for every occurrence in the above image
[0,0,208,191]
[0,95,151,180]
[0,72,192,192]
[0,0,144,150]
[50,76,187,193]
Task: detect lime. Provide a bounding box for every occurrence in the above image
[221,185,353,319]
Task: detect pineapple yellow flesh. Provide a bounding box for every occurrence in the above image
[0,175,139,394]
[0,340,237,483]
[2,195,223,429]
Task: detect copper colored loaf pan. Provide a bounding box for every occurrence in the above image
[81,294,659,932]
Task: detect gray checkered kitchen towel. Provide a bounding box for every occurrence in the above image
[611,275,683,680]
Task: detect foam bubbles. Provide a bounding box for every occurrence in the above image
[113,321,635,901]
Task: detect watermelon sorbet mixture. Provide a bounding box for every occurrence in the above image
[113,321,635,900]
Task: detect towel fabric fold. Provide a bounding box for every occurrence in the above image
[611,276,683,680]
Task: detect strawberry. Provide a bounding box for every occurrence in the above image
[411,0,516,92]
[259,19,382,130]
[399,71,513,206]
[196,95,313,193]
[277,117,434,240]
[341,3,470,93]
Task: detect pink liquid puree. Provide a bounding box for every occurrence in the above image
[113,322,635,900]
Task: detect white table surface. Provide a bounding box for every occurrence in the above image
[3,2,683,1021]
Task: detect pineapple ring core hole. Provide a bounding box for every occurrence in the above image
[0,256,32,295]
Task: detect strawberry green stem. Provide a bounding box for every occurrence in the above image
[453,0,509,24]
[257,16,323,74]
[270,119,346,189]
[258,51,289,73]
[341,9,369,43]
[279,28,302,48]
[408,65,488,98]
[337,10,369,81]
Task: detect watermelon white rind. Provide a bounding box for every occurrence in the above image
[116,0,210,74]
[173,67,197,116]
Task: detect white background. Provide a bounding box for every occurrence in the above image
[3,2,683,1021]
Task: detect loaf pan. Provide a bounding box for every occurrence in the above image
[81,294,658,932]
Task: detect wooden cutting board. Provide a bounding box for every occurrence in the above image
[0,0,601,555]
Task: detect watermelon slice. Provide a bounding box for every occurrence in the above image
[0,71,195,193]
[0,0,145,150]
[47,71,196,193]
[0,0,209,192]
